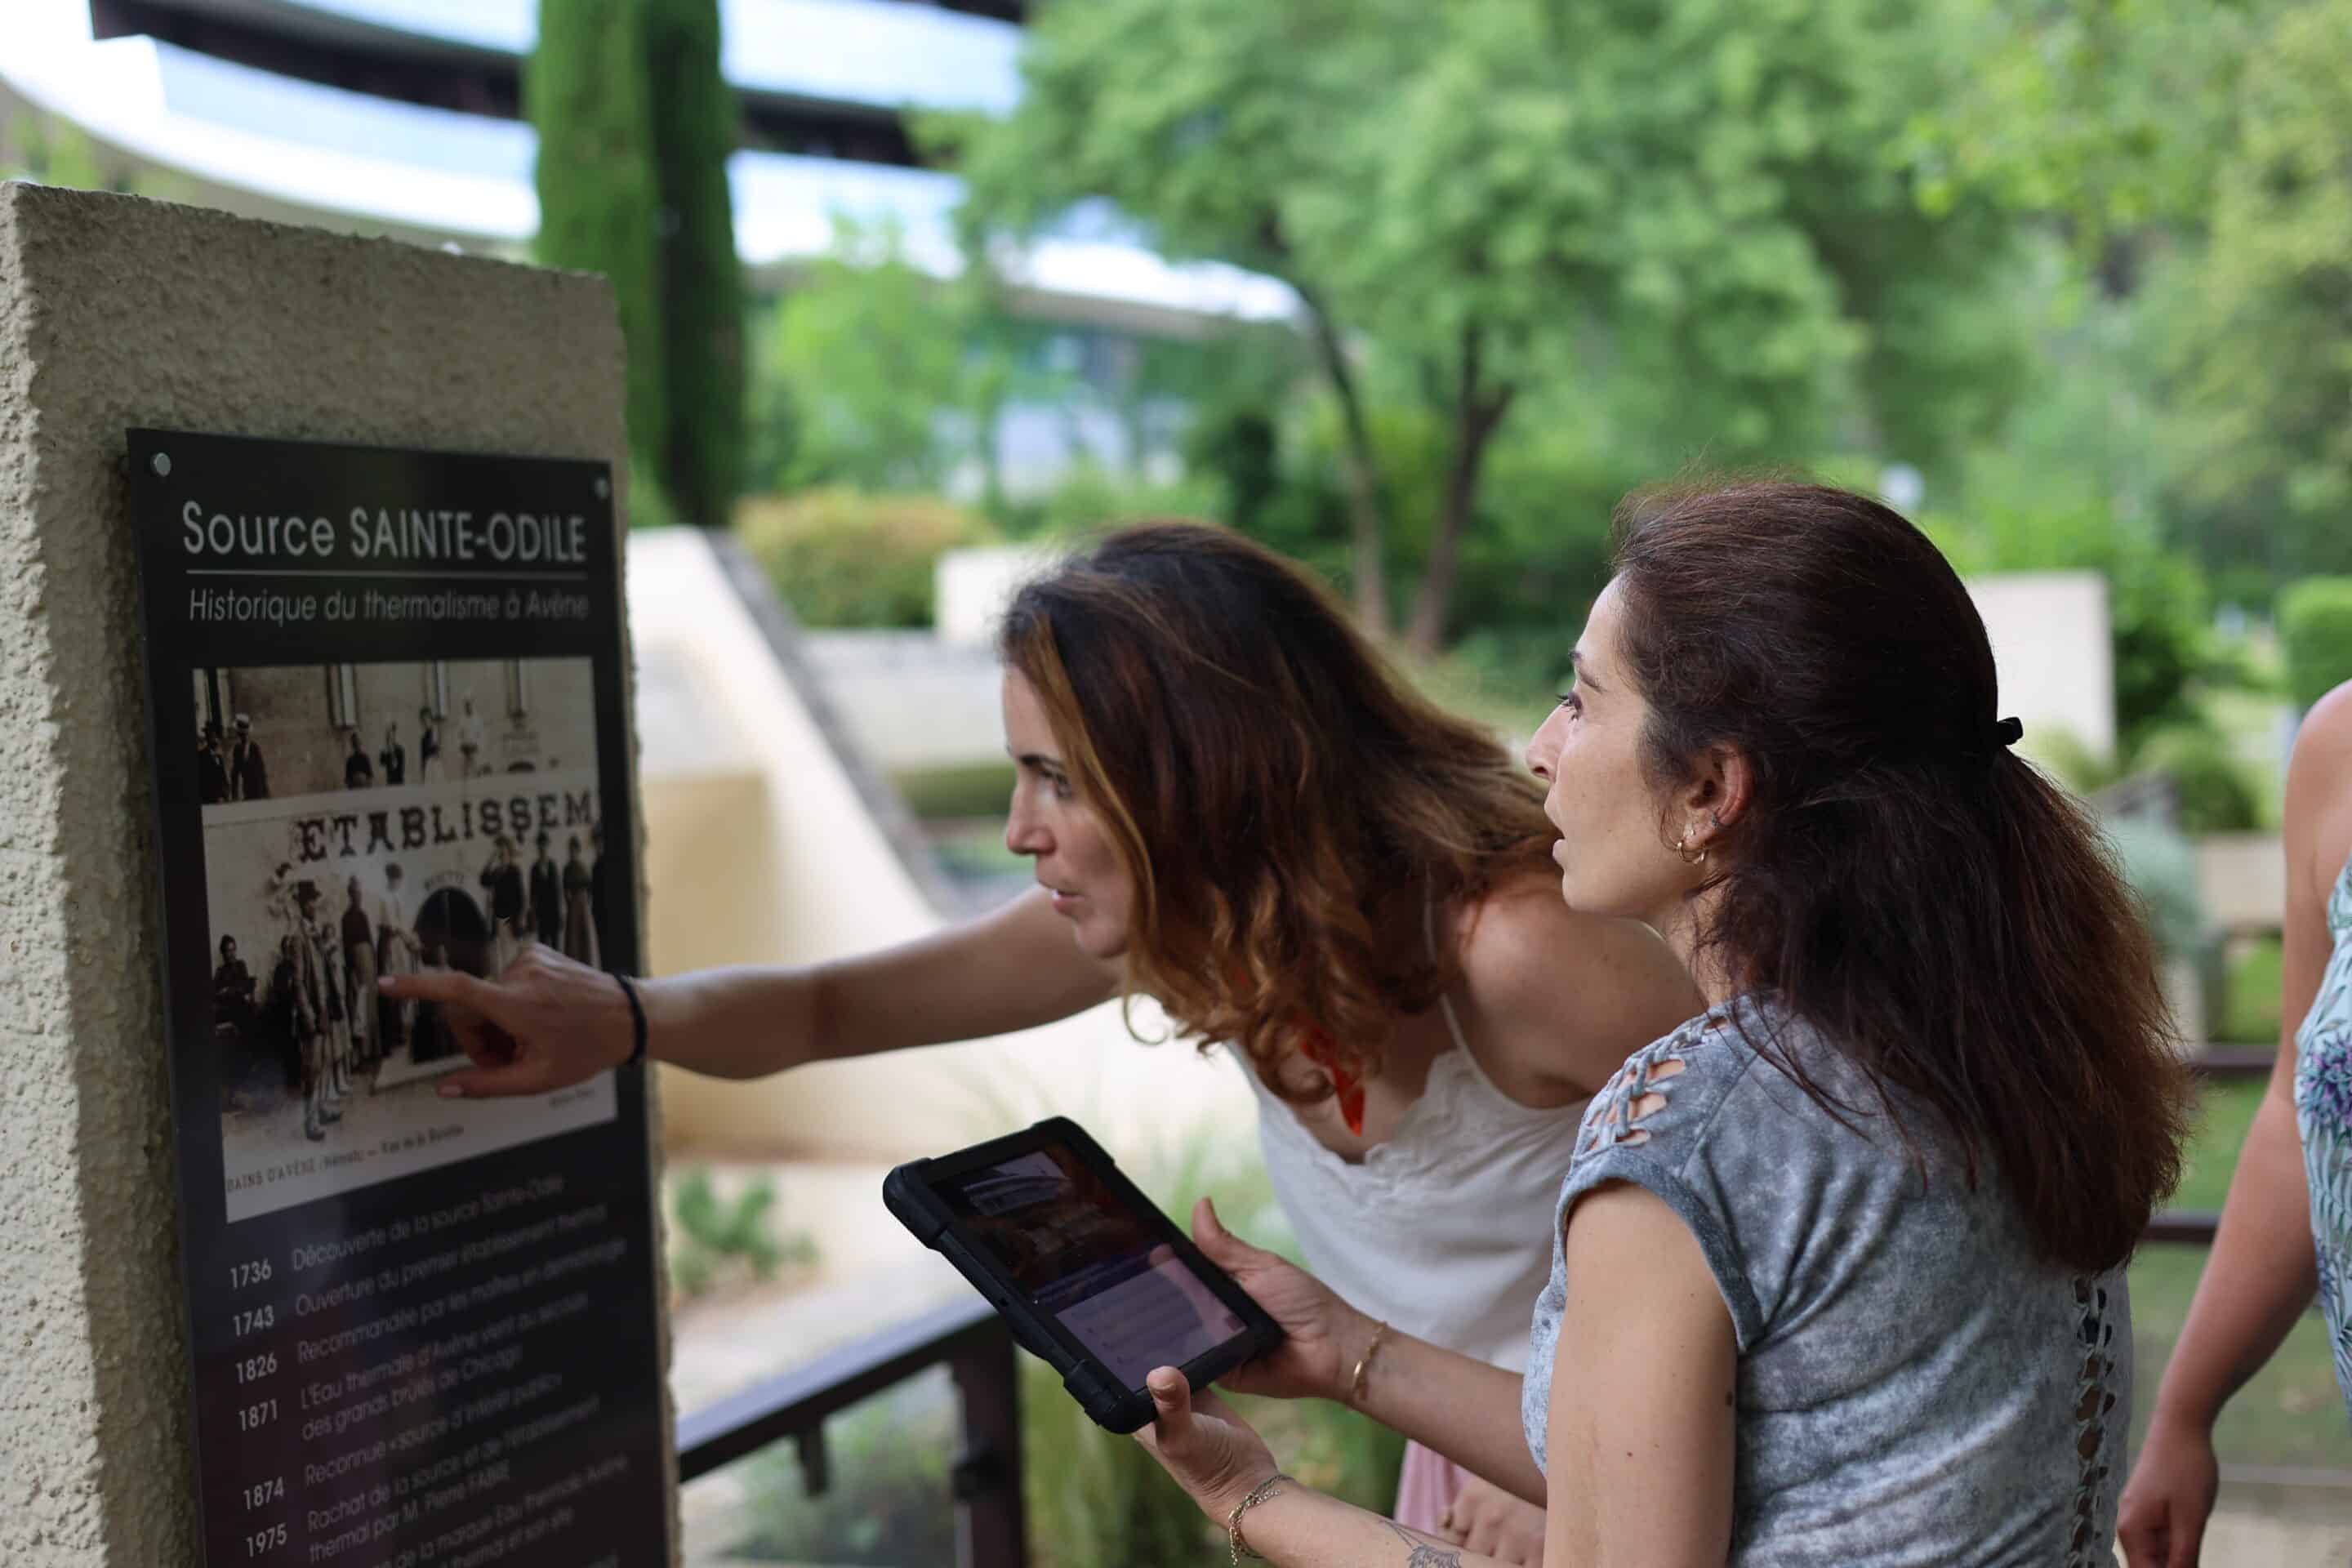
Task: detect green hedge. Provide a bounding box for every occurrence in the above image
[2136,725,2264,835]
[891,762,1018,821]
[2283,577,2352,710]
[642,0,745,527]
[735,488,996,628]
[528,0,666,480]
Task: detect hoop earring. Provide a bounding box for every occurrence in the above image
[1675,835,1708,866]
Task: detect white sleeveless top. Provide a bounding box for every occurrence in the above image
[1233,908,1594,1370]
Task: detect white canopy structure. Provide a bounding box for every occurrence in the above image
[3,0,1298,335]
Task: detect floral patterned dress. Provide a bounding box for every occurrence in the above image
[2293,848,2352,1414]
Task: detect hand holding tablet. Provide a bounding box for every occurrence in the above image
[884,1117,1286,1432]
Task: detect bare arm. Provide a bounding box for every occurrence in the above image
[2121,683,2352,1567]
[1133,1371,1536,1568]
[384,887,1117,1096]
[1160,1183,1736,1567]
[1221,1486,1537,1568]
[1345,1328,1549,1506]
[1544,1182,1736,1566]
[644,887,1119,1078]
[1182,1199,1552,1504]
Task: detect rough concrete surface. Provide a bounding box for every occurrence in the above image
[0,180,670,1566]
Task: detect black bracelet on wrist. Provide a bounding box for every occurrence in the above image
[612,972,648,1067]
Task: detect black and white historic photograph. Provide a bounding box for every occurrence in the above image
[198,657,620,1220]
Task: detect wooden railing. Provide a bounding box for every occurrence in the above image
[676,1296,1026,1567]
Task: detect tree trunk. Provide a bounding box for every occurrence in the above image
[1405,326,1514,660]
[1298,285,1391,637]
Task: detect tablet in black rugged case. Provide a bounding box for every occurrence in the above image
[884,1116,1285,1433]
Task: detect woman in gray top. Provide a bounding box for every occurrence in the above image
[1135,480,2194,1566]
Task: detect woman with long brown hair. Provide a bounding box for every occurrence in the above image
[1127,480,2194,1565]
[2118,675,2352,1567]
[385,521,1701,1557]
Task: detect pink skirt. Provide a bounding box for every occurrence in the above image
[1392,1440,1472,1535]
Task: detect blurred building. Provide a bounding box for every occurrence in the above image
[2,0,1298,495]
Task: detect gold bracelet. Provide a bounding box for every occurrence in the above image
[1227,1472,1289,1564]
[1347,1318,1390,1409]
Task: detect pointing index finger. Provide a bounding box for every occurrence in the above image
[382,967,495,1015]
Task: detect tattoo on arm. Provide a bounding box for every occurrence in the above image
[1379,1518,1466,1567]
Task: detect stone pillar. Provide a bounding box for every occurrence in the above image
[0,181,662,1566]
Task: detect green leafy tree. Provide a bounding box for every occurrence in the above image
[758,220,1004,492]
[529,0,667,485]
[2163,2,2352,586]
[529,0,743,528]
[944,0,2024,656]
[642,0,746,528]
[2,113,109,189]
[2281,580,2352,712]
[1906,0,2262,256]
[925,0,1406,630]
[1914,0,2349,598]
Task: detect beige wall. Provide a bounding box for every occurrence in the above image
[0,182,670,1566]
[800,630,1009,773]
[1968,570,2117,762]
[2199,832,2289,935]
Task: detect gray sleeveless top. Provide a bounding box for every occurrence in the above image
[1523,999,2128,1567]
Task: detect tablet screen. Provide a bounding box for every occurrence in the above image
[936,1143,1247,1389]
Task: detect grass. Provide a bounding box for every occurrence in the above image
[2176,1080,2270,1209]
[2218,936,2287,1046]
[2127,1077,2351,1470]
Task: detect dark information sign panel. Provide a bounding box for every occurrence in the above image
[130,430,669,1568]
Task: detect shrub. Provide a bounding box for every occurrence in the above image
[668,1169,814,1300]
[2282,577,2352,710]
[2029,727,2122,797]
[2104,817,2204,961]
[735,488,996,628]
[2136,725,2265,835]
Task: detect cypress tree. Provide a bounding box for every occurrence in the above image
[527,0,666,497]
[642,0,746,528]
